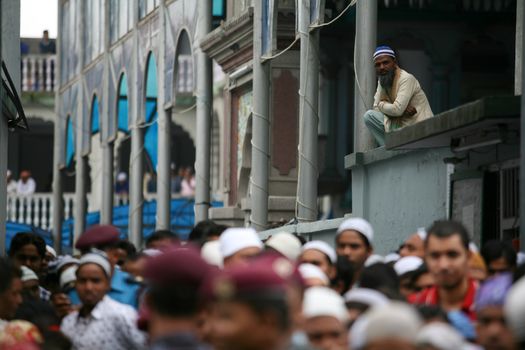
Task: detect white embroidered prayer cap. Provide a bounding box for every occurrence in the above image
[302,240,337,264]
[394,256,424,277]
[219,227,263,258]
[336,218,374,245]
[298,263,329,286]
[265,232,302,261]
[303,286,349,323]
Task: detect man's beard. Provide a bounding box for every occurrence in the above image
[379,67,396,88]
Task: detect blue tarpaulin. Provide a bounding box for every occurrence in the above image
[60,198,223,249]
[5,222,54,254]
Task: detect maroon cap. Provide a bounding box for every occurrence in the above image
[75,225,120,250]
[144,247,211,286]
[251,251,305,288]
[208,256,292,301]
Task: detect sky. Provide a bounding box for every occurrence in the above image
[20,0,58,38]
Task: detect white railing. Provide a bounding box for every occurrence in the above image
[6,192,188,231]
[6,193,75,231]
[21,54,57,92]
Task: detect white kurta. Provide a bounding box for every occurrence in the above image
[373,68,433,132]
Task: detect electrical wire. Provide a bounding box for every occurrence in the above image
[309,0,358,29]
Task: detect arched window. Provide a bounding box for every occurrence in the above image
[65,115,75,167]
[144,52,158,172]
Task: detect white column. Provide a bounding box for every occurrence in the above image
[250,0,271,230]
[354,0,377,151]
[73,0,87,244]
[194,0,213,223]
[100,0,114,225]
[296,0,320,222]
[156,0,171,230]
[128,0,144,247]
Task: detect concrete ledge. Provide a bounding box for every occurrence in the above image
[344,147,410,170]
[385,95,520,150]
[209,206,245,227]
[258,216,349,243]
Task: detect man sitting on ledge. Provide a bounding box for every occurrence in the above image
[364,45,434,146]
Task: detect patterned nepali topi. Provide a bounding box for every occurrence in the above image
[373,45,396,60]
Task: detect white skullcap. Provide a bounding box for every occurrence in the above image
[117,172,127,181]
[336,217,374,244]
[349,313,369,350]
[352,302,422,349]
[142,248,162,257]
[383,253,400,264]
[504,276,525,342]
[394,256,424,276]
[364,254,384,267]
[299,263,329,286]
[303,286,349,323]
[344,288,389,307]
[201,240,223,268]
[469,242,479,253]
[46,245,57,259]
[416,227,427,241]
[517,252,525,266]
[302,240,336,264]
[265,232,302,261]
[20,266,38,282]
[79,252,112,277]
[56,255,80,272]
[416,322,467,350]
[6,169,11,177]
[219,227,263,258]
[59,265,78,289]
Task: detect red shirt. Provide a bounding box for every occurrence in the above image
[408,279,479,321]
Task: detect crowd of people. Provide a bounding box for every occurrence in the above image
[0,218,524,350]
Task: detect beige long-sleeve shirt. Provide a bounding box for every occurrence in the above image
[373,68,433,132]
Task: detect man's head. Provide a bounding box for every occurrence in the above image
[20,266,40,300]
[0,257,23,320]
[115,239,137,266]
[350,302,422,350]
[75,253,112,308]
[189,220,228,246]
[144,248,210,317]
[19,170,31,182]
[399,229,426,258]
[219,228,263,268]
[373,46,398,88]
[504,276,525,349]
[145,230,179,250]
[481,240,517,277]
[43,30,49,40]
[424,220,471,290]
[208,262,292,350]
[300,241,337,280]
[476,273,515,350]
[303,287,349,350]
[9,232,46,275]
[75,225,121,267]
[335,218,373,270]
[393,256,424,298]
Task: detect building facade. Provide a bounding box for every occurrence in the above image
[52,0,522,254]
